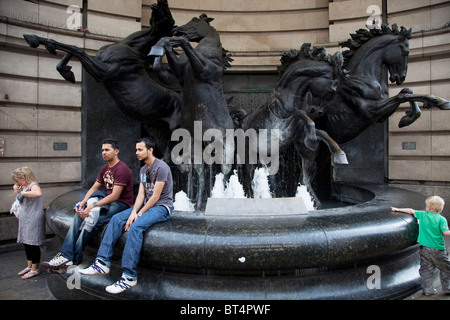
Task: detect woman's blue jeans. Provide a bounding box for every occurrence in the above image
[96,205,171,280]
[60,201,129,265]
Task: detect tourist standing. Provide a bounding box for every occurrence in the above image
[12,167,46,279]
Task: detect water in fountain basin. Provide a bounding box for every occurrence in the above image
[179,168,315,212]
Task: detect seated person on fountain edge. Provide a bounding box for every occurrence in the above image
[43,139,134,270]
[80,137,173,294]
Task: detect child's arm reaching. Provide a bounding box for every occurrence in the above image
[391,207,415,215]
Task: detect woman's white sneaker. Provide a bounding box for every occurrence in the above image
[79,259,110,275]
[105,276,137,294]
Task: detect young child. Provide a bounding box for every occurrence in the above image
[392,195,450,295]
[12,167,46,279]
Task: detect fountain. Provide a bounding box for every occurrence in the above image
[26,0,450,299]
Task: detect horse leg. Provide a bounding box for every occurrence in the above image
[23,34,108,82]
[294,110,319,151]
[376,88,450,127]
[315,130,348,165]
[300,154,321,209]
[291,130,321,208]
[151,37,187,81]
[399,100,421,128]
[193,164,205,210]
[56,53,75,83]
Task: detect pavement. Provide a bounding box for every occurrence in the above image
[0,242,449,301]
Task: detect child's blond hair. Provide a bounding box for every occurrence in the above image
[425,195,445,214]
[11,167,38,184]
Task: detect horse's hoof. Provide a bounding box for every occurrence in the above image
[436,99,450,110]
[333,151,348,165]
[58,66,75,83]
[399,88,414,94]
[399,112,421,128]
[23,34,40,48]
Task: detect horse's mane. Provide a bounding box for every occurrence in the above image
[195,13,234,71]
[339,23,412,68]
[277,43,349,80]
[278,23,412,77]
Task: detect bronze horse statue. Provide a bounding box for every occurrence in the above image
[23,0,450,209]
[151,14,236,209]
[238,24,449,206]
[314,24,449,143]
[23,0,181,135]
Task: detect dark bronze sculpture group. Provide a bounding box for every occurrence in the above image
[23,0,449,209]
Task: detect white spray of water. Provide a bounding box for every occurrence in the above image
[251,167,272,198]
[225,170,246,198]
[211,170,246,198]
[211,172,226,198]
[173,190,195,211]
[295,184,315,211]
[176,168,316,211]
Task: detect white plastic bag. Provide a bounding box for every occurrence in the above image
[10,198,21,218]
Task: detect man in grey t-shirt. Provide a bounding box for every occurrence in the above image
[140,157,173,209]
[80,137,173,294]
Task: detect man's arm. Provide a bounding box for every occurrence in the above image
[82,184,124,216]
[124,181,165,231]
[124,183,146,231]
[79,182,102,208]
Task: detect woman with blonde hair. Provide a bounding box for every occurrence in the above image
[11,167,46,279]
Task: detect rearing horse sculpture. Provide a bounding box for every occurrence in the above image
[239,24,449,206]
[151,14,236,209]
[23,0,450,210]
[23,0,181,134]
[311,24,449,143]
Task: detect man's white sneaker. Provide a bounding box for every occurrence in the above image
[42,253,73,270]
[105,276,137,294]
[79,259,110,275]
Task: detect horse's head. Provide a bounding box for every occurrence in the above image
[382,28,411,85]
[173,14,215,43]
[341,24,412,86]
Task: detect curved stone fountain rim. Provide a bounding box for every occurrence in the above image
[45,183,423,300]
[46,183,423,272]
